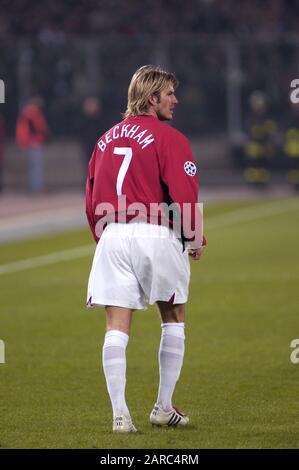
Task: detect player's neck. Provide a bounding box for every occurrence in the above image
[147,108,158,119]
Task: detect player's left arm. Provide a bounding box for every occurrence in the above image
[159,130,206,250]
[188,235,207,260]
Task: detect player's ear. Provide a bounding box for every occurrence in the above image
[148,94,158,106]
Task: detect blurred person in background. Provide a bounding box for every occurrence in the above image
[242,91,278,187]
[86,65,206,433]
[283,101,299,191]
[16,95,49,193]
[78,96,104,172]
[0,113,5,193]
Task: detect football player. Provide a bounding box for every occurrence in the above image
[86,65,206,432]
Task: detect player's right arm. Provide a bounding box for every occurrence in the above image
[85,146,99,243]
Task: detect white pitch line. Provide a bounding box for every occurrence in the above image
[1,206,85,231]
[191,272,299,283]
[0,245,94,275]
[205,198,299,230]
[0,198,298,276]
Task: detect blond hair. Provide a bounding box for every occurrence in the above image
[123,65,179,119]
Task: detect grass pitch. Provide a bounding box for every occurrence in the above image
[0,197,299,449]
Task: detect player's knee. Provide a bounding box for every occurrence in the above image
[158,302,185,323]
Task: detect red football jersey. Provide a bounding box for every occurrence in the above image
[86,115,202,246]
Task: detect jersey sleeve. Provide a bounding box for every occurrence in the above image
[85,145,99,243]
[158,129,204,247]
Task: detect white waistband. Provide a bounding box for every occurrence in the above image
[104,222,178,240]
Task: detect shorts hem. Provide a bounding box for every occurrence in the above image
[86,297,147,311]
[148,295,188,305]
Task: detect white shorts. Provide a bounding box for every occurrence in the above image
[87,222,190,310]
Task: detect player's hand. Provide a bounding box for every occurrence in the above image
[188,246,204,260]
[188,235,206,261]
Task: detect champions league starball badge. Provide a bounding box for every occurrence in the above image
[184,161,197,176]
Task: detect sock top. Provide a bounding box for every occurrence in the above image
[161,322,185,339]
[105,329,129,346]
[161,322,185,328]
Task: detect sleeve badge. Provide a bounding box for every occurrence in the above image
[184,161,197,176]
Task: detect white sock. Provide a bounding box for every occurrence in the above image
[157,322,185,412]
[102,329,130,418]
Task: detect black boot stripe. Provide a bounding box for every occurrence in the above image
[173,416,182,426]
[168,413,181,426]
[168,414,182,426]
[167,412,176,425]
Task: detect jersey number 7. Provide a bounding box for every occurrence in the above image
[114,147,133,196]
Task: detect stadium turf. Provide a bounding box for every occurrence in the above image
[0,197,298,449]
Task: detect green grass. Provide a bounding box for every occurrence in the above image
[0,197,299,448]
